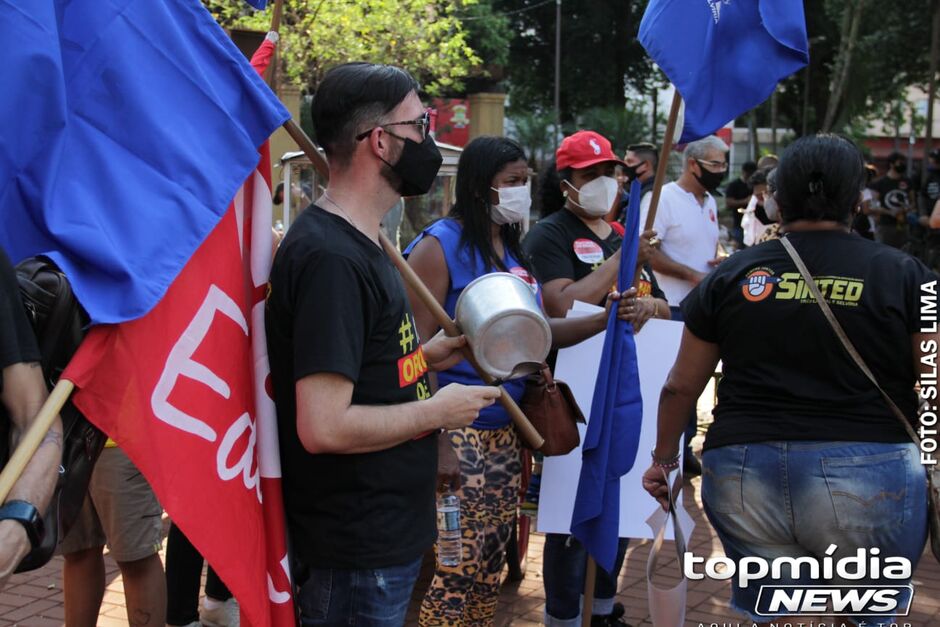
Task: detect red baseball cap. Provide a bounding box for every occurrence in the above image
[555,130,625,170]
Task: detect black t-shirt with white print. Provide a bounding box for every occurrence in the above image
[266,205,436,570]
[681,230,938,451]
[523,208,621,306]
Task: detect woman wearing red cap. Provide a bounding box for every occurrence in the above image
[403,136,644,626]
[523,130,669,627]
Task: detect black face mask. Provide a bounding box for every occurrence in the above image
[694,166,726,192]
[622,164,640,181]
[382,134,443,197]
[894,162,906,174]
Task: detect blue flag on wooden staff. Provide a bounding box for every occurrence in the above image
[639,0,809,143]
[0,0,288,324]
[570,178,644,574]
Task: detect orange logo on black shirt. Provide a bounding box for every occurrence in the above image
[740,268,779,302]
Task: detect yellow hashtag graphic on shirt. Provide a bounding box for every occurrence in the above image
[399,315,415,353]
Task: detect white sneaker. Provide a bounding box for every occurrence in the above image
[199,597,240,627]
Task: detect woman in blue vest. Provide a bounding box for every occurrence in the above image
[405,136,639,626]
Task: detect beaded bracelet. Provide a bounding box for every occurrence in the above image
[651,449,680,470]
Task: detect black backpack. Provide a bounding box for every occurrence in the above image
[4,256,106,572]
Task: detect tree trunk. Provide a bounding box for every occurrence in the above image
[822,0,867,132]
[925,0,940,157]
[749,110,760,161]
[771,87,778,154]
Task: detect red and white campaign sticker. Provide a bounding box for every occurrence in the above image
[509,266,538,292]
[573,238,604,264]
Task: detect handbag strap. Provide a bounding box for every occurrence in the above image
[778,235,921,447]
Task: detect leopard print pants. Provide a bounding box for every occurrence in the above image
[418,424,522,626]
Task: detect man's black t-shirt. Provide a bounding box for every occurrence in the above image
[681,230,937,451]
[724,178,749,229]
[523,208,621,306]
[266,205,436,570]
[870,175,913,225]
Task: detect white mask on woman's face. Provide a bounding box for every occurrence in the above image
[763,192,780,222]
[490,184,531,225]
[566,176,619,217]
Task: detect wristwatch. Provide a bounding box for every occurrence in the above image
[0,500,44,549]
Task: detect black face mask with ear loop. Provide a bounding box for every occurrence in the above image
[694,166,726,192]
[381,134,443,197]
[622,164,640,181]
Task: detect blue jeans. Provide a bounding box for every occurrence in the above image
[295,556,422,626]
[542,534,629,626]
[702,441,927,624]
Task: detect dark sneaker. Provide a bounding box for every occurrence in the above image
[590,602,633,626]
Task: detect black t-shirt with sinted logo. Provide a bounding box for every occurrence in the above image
[523,208,621,306]
[265,205,436,570]
[681,230,937,451]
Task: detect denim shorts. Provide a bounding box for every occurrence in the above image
[701,441,927,625]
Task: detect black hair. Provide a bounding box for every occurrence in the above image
[311,62,419,167]
[746,169,767,189]
[627,143,659,169]
[742,161,758,176]
[887,151,906,164]
[539,159,566,217]
[775,134,865,224]
[449,136,531,273]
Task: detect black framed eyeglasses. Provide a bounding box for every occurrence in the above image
[695,158,729,172]
[356,110,431,141]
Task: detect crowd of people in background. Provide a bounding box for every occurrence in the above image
[2,58,939,627]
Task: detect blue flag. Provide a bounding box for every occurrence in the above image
[0,0,289,324]
[244,0,268,8]
[570,178,644,574]
[639,0,808,143]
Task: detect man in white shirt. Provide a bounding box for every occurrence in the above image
[641,134,728,476]
[643,135,727,317]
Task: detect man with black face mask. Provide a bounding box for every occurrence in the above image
[869,151,914,248]
[643,134,728,476]
[616,142,658,226]
[266,62,500,626]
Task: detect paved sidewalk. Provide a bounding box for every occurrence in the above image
[1,469,939,626]
[4,379,939,626]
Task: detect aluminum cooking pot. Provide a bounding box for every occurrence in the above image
[454,272,552,380]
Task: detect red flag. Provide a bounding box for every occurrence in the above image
[62,38,295,627]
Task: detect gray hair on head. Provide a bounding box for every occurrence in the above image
[683,135,729,163]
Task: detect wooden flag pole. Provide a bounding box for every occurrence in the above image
[280,117,544,450]
[633,90,682,288]
[263,0,284,87]
[0,379,72,503]
[581,556,598,627]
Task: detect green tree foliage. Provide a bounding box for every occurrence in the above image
[203,0,482,95]
[496,0,654,122]
[576,104,649,154]
[756,0,931,136]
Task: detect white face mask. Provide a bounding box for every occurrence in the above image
[490,184,531,225]
[567,176,619,217]
[764,193,780,222]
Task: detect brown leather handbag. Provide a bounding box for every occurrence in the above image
[519,365,585,456]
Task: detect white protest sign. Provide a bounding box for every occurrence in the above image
[537,303,692,541]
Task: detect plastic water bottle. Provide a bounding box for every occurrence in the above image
[437,493,461,566]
